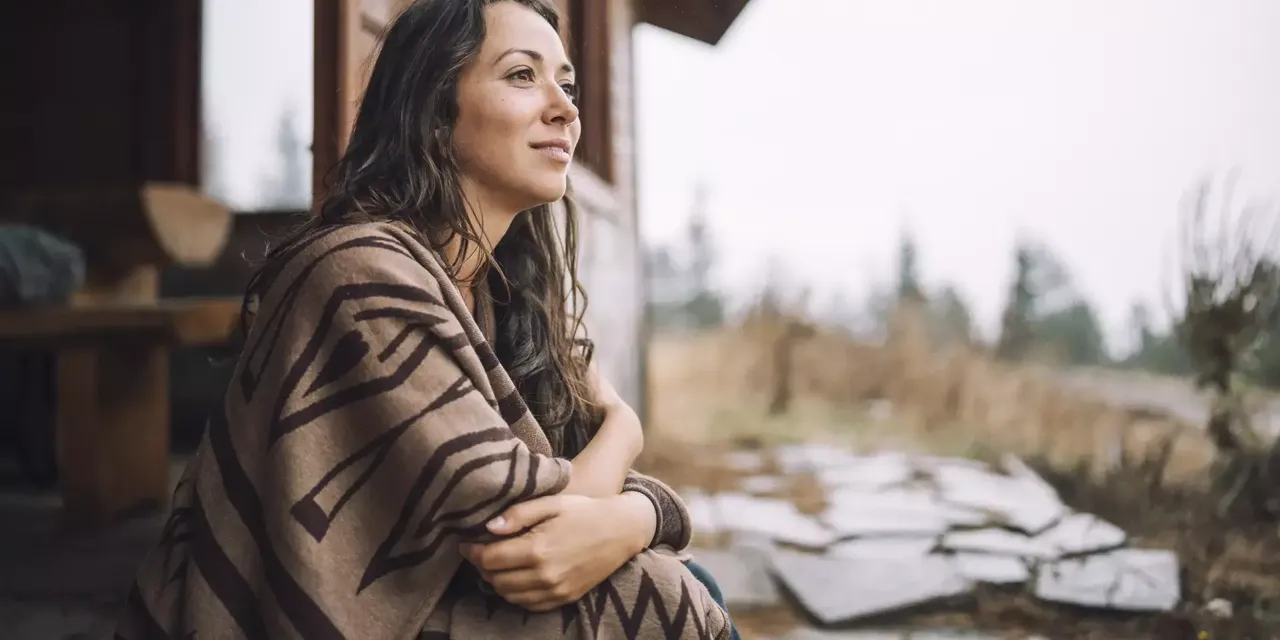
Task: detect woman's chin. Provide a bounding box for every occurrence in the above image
[524,177,569,207]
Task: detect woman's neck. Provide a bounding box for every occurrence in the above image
[449,180,521,313]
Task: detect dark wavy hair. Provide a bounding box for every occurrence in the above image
[244,0,601,457]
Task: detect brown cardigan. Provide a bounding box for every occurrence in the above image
[116,222,730,639]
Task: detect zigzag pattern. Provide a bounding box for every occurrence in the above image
[556,565,723,639]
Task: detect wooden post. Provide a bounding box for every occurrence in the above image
[56,341,171,527]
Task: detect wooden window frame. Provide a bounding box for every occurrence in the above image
[559,0,614,184]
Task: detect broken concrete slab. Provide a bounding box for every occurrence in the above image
[1034,548,1180,612]
[776,443,861,474]
[769,549,972,626]
[781,630,1004,640]
[682,489,721,535]
[931,463,1065,534]
[813,453,914,491]
[940,513,1126,563]
[778,629,905,639]
[824,488,987,538]
[949,552,1032,585]
[714,493,836,548]
[686,547,781,609]
[915,456,992,472]
[824,507,958,538]
[779,629,903,639]
[1032,512,1126,557]
[940,528,1054,559]
[827,536,937,559]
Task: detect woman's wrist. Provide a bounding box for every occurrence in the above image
[565,404,643,497]
[609,491,658,555]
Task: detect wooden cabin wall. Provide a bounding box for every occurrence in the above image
[0,2,200,190]
[0,2,201,478]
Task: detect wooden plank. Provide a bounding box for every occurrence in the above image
[0,298,241,347]
[634,0,752,45]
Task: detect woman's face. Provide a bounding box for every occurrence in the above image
[452,2,581,213]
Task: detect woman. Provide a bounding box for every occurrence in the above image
[116,1,737,639]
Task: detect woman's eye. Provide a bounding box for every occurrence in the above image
[508,68,535,82]
[560,82,578,102]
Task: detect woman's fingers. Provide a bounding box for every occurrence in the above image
[487,567,581,610]
[485,568,544,592]
[487,495,565,534]
[465,535,541,572]
[495,584,575,612]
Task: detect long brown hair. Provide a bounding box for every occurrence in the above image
[243,0,600,456]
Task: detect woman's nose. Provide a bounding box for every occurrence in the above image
[545,86,579,125]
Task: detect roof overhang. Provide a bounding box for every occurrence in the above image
[635,0,752,46]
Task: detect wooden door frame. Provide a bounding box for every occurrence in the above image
[313,0,357,209]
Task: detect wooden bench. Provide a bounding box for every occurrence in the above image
[0,182,238,528]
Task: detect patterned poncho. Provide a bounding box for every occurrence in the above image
[116,222,731,639]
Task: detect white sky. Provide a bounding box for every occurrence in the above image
[634,0,1280,344]
[203,0,1280,347]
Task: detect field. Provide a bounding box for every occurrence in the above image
[636,316,1280,638]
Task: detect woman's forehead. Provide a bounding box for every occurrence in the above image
[479,3,568,66]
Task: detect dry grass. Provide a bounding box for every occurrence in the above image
[641,312,1280,638]
[648,311,1215,480]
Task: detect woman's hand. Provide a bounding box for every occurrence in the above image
[460,492,657,611]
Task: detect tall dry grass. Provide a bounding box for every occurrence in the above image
[649,308,1215,482]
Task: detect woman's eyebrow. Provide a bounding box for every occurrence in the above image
[494,47,575,75]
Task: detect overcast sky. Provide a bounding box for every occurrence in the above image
[202,0,1280,349]
[634,0,1280,346]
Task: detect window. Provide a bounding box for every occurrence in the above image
[200,0,314,212]
[562,0,614,183]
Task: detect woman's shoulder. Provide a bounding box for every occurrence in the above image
[281,221,440,274]
[284,220,421,261]
[256,220,447,301]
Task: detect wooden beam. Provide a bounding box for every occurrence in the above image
[635,0,752,45]
[0,298,242,348]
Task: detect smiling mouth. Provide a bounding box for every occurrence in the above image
[533,145,573,163]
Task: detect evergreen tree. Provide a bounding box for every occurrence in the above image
[895,232,925,304]
[929,284,975,345]
[995,244,1037,360]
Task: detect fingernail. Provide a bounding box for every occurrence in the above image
[487,516,507,531]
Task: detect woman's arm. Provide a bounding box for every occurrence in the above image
[565,364,693,551]
[560,361,644,497]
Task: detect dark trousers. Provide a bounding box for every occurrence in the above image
[682,561,742,640]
